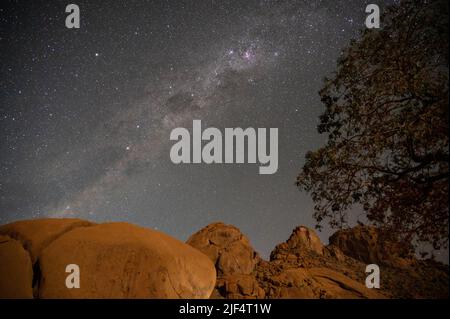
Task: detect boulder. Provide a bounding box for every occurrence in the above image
[0,218,94,263]
[0,235,33,298]
[38,222,216,298]
[187,222,262,299]
[187,222,259,276]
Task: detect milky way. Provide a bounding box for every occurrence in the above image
[0,0,394,257]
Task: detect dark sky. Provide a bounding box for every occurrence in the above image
[0,0,395,258]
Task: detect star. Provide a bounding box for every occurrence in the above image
[4,0,434,265]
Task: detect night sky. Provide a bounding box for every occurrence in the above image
[0,0,394,258]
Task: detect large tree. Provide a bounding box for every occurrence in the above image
[297,0,449,250]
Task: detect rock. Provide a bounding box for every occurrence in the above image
[270,226,324,261]
[187,222,261,299]
[216,274,265,299]
[268,267,384,299]
[0,218,94,263]
[268,268,317,298]
[308,267,385,299]
[1,218,447,299]
[187,223,386,299]
[323,245,346,262]
[260,226,385,299]
[187,222,259,276]
[0,235,33,298]
[329,225,414,268]
[38,222,216,299]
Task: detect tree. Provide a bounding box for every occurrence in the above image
[297,0,449,250]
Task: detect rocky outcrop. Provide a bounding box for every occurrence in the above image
[329,225,415,268]
[187,223,386,299]
[187,222,259,276]
[0,219,216,299]
[258,225,386,299]
[0,218,448,299]
[188,223,448,299]
[187,222,262,298]
[270,226,324,260]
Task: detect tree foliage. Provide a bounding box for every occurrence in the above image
[297,0,449,249]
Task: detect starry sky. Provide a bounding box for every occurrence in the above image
[0,0,395,258]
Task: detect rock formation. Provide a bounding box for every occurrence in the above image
[187,222,264,299]
[0,218,448,299]
[188,223,448,299]
[0,219,216,299]
[329,225,415,268]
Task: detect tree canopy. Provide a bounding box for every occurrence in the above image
[297,0,449,250]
